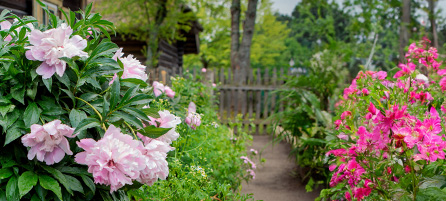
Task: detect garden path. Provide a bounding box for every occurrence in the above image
[241,134,320,201]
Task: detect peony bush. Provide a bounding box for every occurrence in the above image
[320,38,446,200]
[0,2,255,200]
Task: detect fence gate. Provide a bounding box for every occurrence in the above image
[212,67,287,135]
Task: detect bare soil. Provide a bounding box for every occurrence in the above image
[240,135,320,201]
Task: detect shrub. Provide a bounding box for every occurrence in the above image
[0,3,253,201]
[320,38,446,200]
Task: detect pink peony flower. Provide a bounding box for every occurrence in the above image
[139,110,181,144]
[137,139,174,185]
[212,83,217,87]
[21,120,75,165]
[75,125,146,192]
[201,68,207,72]
[247,169,256,179]
[110,48,148,84]
[26,23,88,79]
[152,81,165,97]
[164,86,175,98]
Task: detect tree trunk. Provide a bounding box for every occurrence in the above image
[146,0,168,69]
[428,0,439,49]
[399,0,410,63]
[237,0,258,85]
[230,0,241,71]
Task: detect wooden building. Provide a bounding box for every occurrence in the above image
[0,0,86,24]
[0,0,202,83]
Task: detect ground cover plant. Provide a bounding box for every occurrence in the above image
[320,38,446,200]
[0,2,253,200]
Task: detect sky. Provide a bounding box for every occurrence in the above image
[270,0,446,23]
[270,0,298,16]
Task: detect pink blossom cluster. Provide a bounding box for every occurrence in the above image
[151,81,175,98]
[329,40,446,200]
[110,48,148,84]
[75,125,173,192]
[240,156,256,179]
[26,23,88,79]
[21,120,76,165]
[185,102,201,130]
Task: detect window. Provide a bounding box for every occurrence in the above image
[34,0,59,26]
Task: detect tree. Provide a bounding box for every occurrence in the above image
[93,0,194,68]
[428,0,439,49]
[400,0,411,62]
[231,0,258,84]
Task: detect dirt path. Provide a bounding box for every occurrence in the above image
[241,134,320,201]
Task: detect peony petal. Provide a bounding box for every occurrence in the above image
[36,62,56,79]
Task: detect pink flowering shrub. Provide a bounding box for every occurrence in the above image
[322,39,446,200]
[0,5,183,200]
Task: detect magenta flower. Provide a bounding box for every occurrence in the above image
[139,110,181,144]
[341,111,352,120]
[26,23,88,79]
[75,125,146,192]
[393,62,416,78]
[164,86,175,98]
[152,81,165,97]
[137,139,174,185]
[21,120,75,165]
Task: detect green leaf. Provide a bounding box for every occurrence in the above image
[41,166,73,195]
[73,118,101,135]
[39,175,62,200]
[69,109,87,128]
[118,86,138,108]
[0,168,13,179]
[55,73,71,88]
[110,78,120,110]
[121,107,150,121]
[121,78,148,88]
[57,166,86,176]
[5,120,25,146]
[11,87,25,105]
[38,98,66,116]
[6,176,19,201]
[111,111,143,128]
[0,109,19,130]
[125,94,152,106]
[18,171,38,198]
[141,108,160,118]
[63,175,83,194]
[42,77,52,92]
[0,104,15,117]
[24,102,41,128]
[137,125,171,139]
[80,175,95,193]
[86,41,118,64]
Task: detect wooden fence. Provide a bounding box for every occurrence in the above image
[213,67,287,135]
[147,66,288,135]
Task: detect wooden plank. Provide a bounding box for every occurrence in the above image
[262,69,269,135]
[271,68,277,114]
[220,68,225,85]
[217,85,277,90]
[255,69,261,134]
[279,68,285,112]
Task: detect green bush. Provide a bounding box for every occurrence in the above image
[128,72,254,200]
